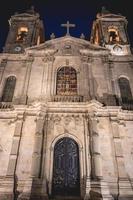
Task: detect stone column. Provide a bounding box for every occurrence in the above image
[30,115,45,177]
[83,61,91,101]
[0,59,7,86]
[19,56,34,104]
[19,111,48,200]
[7,116,24,176]
[111,119,133,199]
[41,59,49,100]
[89,116,113,200]
[44,56,55,101]
[90,117,103,179]
[1,113,24,200]
[88,57,95,99]
[84,115,91,177]
[84,115,91,200]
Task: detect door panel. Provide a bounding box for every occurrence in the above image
[52,137,80,196]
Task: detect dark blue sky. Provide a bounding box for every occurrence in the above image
[0,0,133,52]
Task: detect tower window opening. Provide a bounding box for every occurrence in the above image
[108,28,120,44]
[16,27,28,42]
[94,28,99,45]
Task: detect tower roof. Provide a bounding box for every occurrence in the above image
[96,6,126,20]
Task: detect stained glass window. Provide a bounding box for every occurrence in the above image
[56,67,77,95]
[1,76,16,102]
[118,77,132,104]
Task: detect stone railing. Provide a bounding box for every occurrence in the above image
[0,102,13,109]
[52,95,84,102]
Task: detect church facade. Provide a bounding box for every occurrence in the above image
[0,7,133,200]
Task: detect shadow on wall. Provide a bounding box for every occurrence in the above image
[90,190,102,200]
[97,93,133,110]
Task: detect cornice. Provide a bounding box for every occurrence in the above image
[0,102,133,121]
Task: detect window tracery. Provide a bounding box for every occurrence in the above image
[56,67,77,95]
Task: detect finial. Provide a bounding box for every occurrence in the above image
[80,33,85,39]
[50,33,55,39]
[27,5,35,14]
[101,6,110,14]
[30,5,35,11]
[101,6,106,12]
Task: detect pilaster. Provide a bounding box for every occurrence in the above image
[83,115,91,199]
[19,56,34,104]
[18,109,48,200]
[88,115,113,200]
[111,119,133,199]
[90,117,103,179]
[0,112,24,200]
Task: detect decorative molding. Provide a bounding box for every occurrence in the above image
[43,55,55,63]
[53,115,62,125]
[0,59,7,68]
[66,59,69,65]
[118,120,126,126]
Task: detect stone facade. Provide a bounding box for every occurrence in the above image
[0,7,133,200]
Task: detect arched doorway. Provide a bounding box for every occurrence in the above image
[52,137,80,197]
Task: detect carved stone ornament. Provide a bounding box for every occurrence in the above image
[92,131,99,136]
[62,44,72,55]
[118,120,126,127]
[81,55,89,63]
[75,115,83,125]
[66,59,69,65]
[64,115,72,125]
[0,59,7,68]
[0,139,3,152]
[43,55,55,63]
[53,115,62,125]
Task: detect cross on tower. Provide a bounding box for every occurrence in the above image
[61,21,76,36]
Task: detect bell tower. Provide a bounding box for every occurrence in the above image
[91,7,131,55]
[3,6,45,53]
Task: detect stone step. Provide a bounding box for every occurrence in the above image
[51,199,82,200]
[50,196,82,200]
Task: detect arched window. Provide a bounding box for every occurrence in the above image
[118,77,132,104]
[16,27,28,42]
[1,76,16,102]
[56,67,77,95]
[108,27,120,44]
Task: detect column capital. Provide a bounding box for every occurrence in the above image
[118,120,126,127]
[36,110,47,121]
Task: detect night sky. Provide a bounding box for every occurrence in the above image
[0,0,133,52]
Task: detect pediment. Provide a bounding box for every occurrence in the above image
[26,35,108,56]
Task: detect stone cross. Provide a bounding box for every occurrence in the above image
[61,21,76,36]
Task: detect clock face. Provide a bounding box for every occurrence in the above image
[14,46,22,52]
[113,45,122,53]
